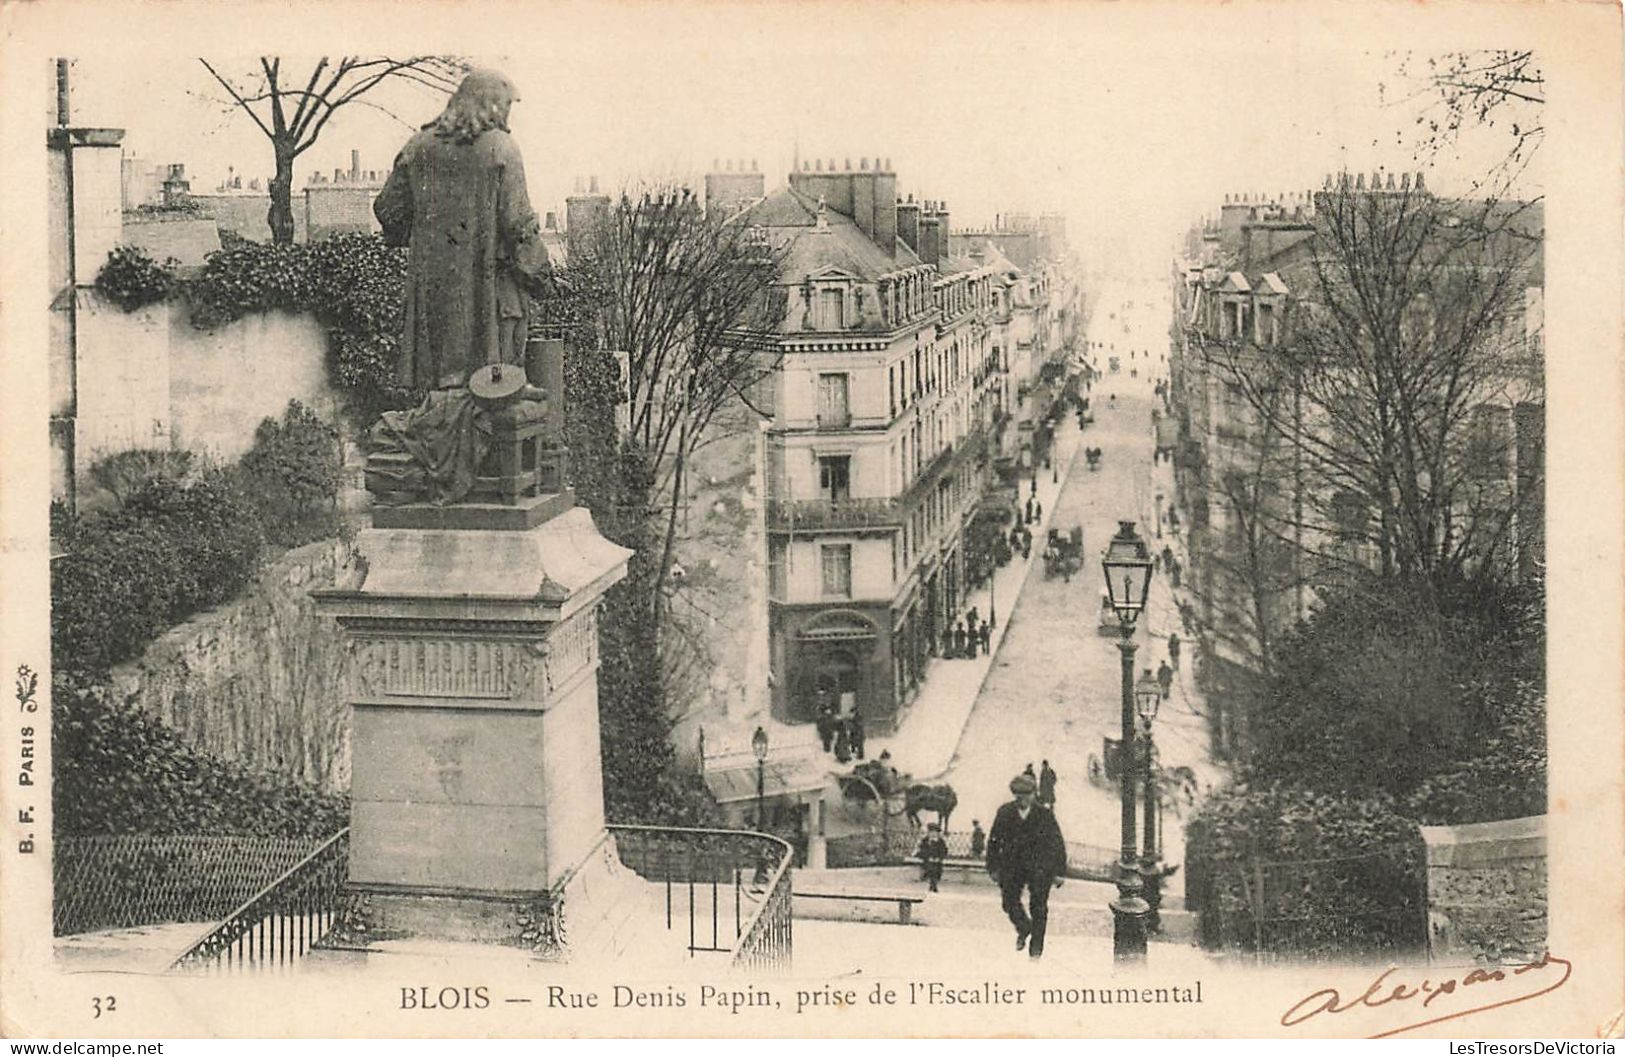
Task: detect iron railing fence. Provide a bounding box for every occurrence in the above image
[54,835,322,937]
[169,829,348,973]
[608,824,793,969]
[825,827,1118,882]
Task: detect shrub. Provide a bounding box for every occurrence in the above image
[52,462,264,679]
[85,449,194,509]
[1185,779,1425,956]
[94,246,176,311]
[238,400,343,548]
[1247,576,1543,799]
[1405,677,1546,824]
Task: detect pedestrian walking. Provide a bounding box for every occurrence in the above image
[1162,544,1174,570]
[978,619,992,654]
[1170,558,1182,589]
[986,774,1067,959]
[953,621,968,658]
[1168,632,1181,670]
[968,605,979,629]
[816,701,837,753]
[1025,496,1035,524]
[1157,660,1173,700]
[916,823,948,892]
[970,820,987,860]
[1033,499,1043,522]
[848,713,866,760]
[1023,762,1036,781]
[1038,760,1058,808]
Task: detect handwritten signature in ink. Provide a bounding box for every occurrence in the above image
[1281,950,1573,1038]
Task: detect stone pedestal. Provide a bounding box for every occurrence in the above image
[312,501,631,958]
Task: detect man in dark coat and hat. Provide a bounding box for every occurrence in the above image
[986,773,1067,959]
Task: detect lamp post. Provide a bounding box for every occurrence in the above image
[752,725,769,831]
[1135,668,1164,935]
[1101,520,1154,962]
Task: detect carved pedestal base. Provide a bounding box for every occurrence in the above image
[312,505,631,962]
[317,885,567,960]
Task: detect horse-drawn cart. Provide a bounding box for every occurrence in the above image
[1043,525,1085,581]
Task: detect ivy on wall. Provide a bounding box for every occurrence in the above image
[96,236,410,414]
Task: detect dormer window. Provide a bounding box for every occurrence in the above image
[820,287,845,330]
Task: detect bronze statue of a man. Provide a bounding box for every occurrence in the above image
[374,67,551,387]
[365,68,551,505]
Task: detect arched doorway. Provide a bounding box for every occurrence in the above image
[797,609,880,721]
[814,651,861,717]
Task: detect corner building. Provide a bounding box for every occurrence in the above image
[747,160,1000,732]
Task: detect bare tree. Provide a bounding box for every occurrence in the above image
[571,187,789,628]
[1387,50,1544,196]
[198,57,466,244]
[1189,388,1302,680]
[1206,180,1541,603]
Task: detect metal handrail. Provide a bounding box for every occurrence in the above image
[170,827,349,972]
[607,823,793,969]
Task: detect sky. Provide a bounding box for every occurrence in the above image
[61,5,1535,279]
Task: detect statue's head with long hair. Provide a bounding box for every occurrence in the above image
[427,67,520,144]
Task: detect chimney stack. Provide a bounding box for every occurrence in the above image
[350,149,361,180]
[897,196,921,253]
[567,176,612,259]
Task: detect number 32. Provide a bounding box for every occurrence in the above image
[92,995,116,1018]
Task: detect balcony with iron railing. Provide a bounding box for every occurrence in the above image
[169,824,792,972]
[767,495,904,532]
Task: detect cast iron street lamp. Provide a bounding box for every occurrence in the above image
[1101,520,1154,962]
[752,725,769,831]
[1135,667,1164,934]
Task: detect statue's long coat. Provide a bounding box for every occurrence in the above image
[374,127,549,390]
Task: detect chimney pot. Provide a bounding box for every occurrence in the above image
[844,157,851,170]
[884,157,891,170]
[815,159,823,172]
[861,157,870,171]
[751,158,759,171]
[590,175,600,193]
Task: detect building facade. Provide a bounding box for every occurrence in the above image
[1170,177,1545,757]
[750,161,1002,731]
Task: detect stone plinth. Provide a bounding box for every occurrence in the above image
[312,503,631,957]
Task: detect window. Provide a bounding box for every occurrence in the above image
[817,372,850,428]
[820,287,845,330]
[819,455,851,502]
[820,544,852,598]
[888,365,897,418]
[768,541,787,598]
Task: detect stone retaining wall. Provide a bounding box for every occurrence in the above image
[108,537,356,793]
[1419,814,1546,963]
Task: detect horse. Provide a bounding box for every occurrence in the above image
[904,784,959,831]
[1154,765,1199,815]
